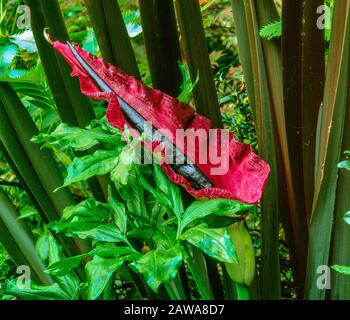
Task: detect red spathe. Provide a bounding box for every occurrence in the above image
[51,40,270,204]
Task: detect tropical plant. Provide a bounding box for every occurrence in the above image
[0,0,350,301]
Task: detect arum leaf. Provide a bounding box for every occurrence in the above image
[6,281,71,300]
[46,255,86,277]
[62,149,120,187]
[46,246,135,277]
[108,188,127,234]
[152,226,177,250]
[180,199,253,233]
[180,224,237,263]
[35,231,50,262]
[46,123,120,151]
[86,254,135,300]
[153,163,183,217]
[62,198,112,222]
[131,244,183,292]
[50,222,127,243]
[111,143,138,186]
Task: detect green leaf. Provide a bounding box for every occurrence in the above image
[46,246,135,276]
[86,255,132,300]
[180,199,253,233]
[6,281,71,300]
[46,233,80,297]
[35,231,50,262]
[62,198,112,222]
[177,62,199,104]
[332,265,350,276]
[108,188,127,234]
[139,174,173,209]
[46,123,120,151]
[46,255,85,277]
[153,163,183,217]
[131,244,183,292]
[338,160,350,172]
[50,222,127,243]
[180,224,237,263]
[62,149,119,187]
[111,143,138,186]
[152,226,177,250]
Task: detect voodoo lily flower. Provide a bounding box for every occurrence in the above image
[50,39,270,204]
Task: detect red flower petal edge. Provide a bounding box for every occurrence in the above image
[51,39,270,204]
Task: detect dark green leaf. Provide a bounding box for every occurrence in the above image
[62,198,112,222]
[153,163,183,217]
[180,199,253,233]
[131,244,183,292]
[62,149,120,187]
[6,281,71,300]
[86,254,135,300]
[108,188,127,234]
[180,224,237,263]
[51,222,127,243]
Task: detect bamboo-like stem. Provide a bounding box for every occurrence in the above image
[306,1,350,299]
[139,0,182,97]
[174,0,222,128]
[330,100,350,299]
[231,0,281,299]
[184,244,213,300]
[0,84,89,260]
[0,189,53,285]
[84,0,141,79]
[25,0,107,202]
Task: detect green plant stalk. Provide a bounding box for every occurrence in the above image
[165,278,187,300]
[235,283,250,300]
[222,266,237,300]
[306,1,350,299]
[174,0,222,128]
[254,1,306,297]
[24,0,78,126]
[280,0,321,297]
[84,0,141,79]
[330,101,350,299]
[0,141,45,219]
[205,257,224,300]
[231,0,281,299]
[184,244,213,300]
[38,0,96,129]
[139,0,182,97]
[0,83,74,216]
[39,0,108,201]
[0,84,89,260]
[25,0,107,202]
[0,188,53,285]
